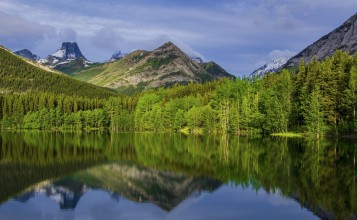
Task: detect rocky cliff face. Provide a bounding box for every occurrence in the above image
[285,12,357,68]
[14,49,40,61]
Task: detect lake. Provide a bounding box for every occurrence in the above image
[0,132,356,220]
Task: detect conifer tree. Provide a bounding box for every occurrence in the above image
[303,86,326,137]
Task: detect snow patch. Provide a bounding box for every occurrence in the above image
[38,58,48,64]
[52,58,59,64]
[52,49,65,58]
[250,57,290,78]
[67,53,76,59]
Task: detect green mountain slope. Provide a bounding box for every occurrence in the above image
[54,58,90,74]
[72,62,116,81]
[0,46,117,98]
[200,61,233,78]
[71,42,234,94]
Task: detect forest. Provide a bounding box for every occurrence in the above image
[0,50,356,136]
[0,47,117,98]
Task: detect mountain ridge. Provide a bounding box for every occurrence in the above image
[73,41,233,94]
[284,12,357,68]
[14,49,40,61]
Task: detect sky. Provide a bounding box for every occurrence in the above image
[1,0,357,76]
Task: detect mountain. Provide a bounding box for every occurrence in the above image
[71,162,221,211]
[72,42,234,94]
[0,46,117,98]
[39,42,91,74]
[107,51,126,62]
[13,162,221,211]
[14,49,40,61]
[200,61,233,78]
[15,180,86,210]
[250,57,290,77]
[284,12,357,68]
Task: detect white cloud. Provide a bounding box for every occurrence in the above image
[0,10,55,50]
[59,28,77,42]
[170,39,207,61]
[1,0,357,75]
[91,28,125,50]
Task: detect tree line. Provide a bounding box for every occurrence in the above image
[0,50,356,136]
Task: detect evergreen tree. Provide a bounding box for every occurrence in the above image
[303,86,326,137]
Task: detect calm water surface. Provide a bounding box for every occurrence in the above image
[0,132,356,220]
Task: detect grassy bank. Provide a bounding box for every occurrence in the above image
[270,132,304,138]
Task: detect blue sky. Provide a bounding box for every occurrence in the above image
[1,0,357,76]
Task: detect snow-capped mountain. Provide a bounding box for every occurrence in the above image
[14,49,40,61]
[39,42,91,68]
[250,57,290,78]
[107,51,126,62]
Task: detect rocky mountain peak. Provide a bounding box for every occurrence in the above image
[152,41,185,57]
[39,42,90,69]
[284,12,357,68]
[14,49,40,61]
[80,41,234,93]
[52,42,87,60]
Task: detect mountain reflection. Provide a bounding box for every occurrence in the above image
[14,181,86,210]
[13,162,221,211]
[0,131,356,219]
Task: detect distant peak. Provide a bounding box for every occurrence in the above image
[157,41,180,51]
[14,49,40,61]
[107,50,126,62]
[152,41,186,57]
[250,57,290,78]
[52,42,87,60]
[61,42,78,47]
[16,49,31,53]
[163,41,175,47]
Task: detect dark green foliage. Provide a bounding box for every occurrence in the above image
[148,54,177,70]
[303,86,326,136]
[200,61,233,78]
[54,58,88,74]
[0,47,117,98]
[72,63,105,81]
[292,51,357,135]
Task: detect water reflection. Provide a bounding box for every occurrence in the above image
[12,162,220,211]
[0,131,356,219]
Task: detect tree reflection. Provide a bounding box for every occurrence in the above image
[0,131,356,219]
